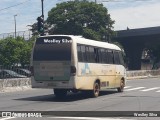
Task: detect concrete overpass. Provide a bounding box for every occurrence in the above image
[114,26,160,70]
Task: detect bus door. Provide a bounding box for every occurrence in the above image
[94,48,117,88]
[114,51,125,87]
[106,49,116,88]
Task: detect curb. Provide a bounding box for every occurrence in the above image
[127,75,160,80]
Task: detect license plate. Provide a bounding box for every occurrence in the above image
[47,83,57,87]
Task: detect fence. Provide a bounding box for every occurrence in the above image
[0,30,32,40]
[0,66,31,79]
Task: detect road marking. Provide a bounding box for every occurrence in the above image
[125,87,145,91]
[140,87,160,92]
[124,86,132,89]
[156,90,160,92]
[49,117,133,120]
[0,117,15,120]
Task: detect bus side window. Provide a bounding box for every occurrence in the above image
[85,46,90,62]
[81,45,87,62]
[94,48,99,63]
[101,48,107,63]
[98,48,102,63]
[118,51,125,66]
[107,50,114,64]
[89,46,96,63]
[114,51,121,65]
[77,45,83,62]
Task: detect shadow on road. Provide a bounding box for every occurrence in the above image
[14,90,118,102]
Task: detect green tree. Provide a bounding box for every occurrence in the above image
[47,1,115,41]
[29,23,39,36]
[19,37,35,67]
[0,37,34,66]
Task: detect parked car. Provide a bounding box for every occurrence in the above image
[0,69,26,79]
[13,68,31,77]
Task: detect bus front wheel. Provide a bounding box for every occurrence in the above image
[54,89,67,98]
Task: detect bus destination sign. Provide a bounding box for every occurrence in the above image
[43,38,72,44]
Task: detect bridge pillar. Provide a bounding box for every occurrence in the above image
[114,26,160,70]
[122,42,144,70]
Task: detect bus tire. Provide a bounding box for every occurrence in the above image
[117,79,125,92]
[91,82,100,97]
[54,89,67,98]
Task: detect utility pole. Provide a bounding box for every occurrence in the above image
[14,14,17,38]
[41,0,44,17]
[41,0,44,36]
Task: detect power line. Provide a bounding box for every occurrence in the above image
[0,0,31,12]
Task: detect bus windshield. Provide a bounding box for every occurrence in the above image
[33,36,72,61]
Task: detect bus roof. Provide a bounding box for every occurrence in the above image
[39,35,121,51]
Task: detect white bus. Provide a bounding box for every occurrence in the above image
[30,35,126,98]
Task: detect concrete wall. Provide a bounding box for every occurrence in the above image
[0,70,160,92]
[127,70,160,79]
[0,78,31,92]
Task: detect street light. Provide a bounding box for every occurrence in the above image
[14,14,17,38]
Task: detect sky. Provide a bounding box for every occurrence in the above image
[0,0,160,34]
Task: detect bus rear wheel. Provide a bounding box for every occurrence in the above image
[54,89,67,98]
[117,79,125,92]
[91,82,100,97]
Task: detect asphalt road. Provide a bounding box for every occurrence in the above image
[0,77,160,120]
